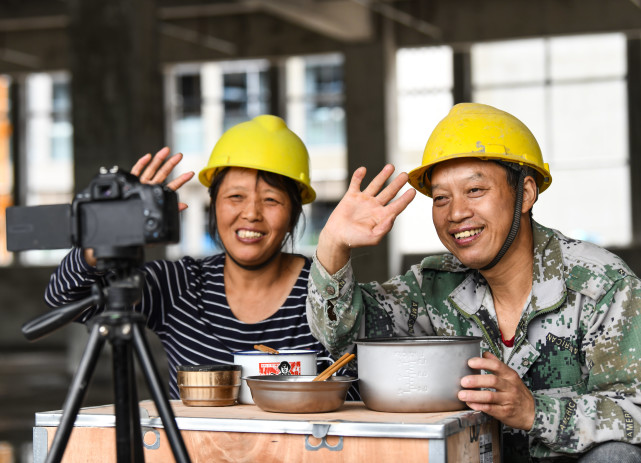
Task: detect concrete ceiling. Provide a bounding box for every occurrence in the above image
[0,0,640,73]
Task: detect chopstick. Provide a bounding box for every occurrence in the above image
[313,352,355,381]
[254,344,280,354]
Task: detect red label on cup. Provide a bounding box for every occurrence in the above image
[259,360,301,375]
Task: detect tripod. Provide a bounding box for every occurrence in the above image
[23,247,191,463]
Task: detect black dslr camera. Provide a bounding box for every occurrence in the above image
[6,167,180,252]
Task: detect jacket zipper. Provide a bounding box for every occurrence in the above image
[512,292,567,354]
[449,298,502,358]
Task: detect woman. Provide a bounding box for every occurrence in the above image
[45,115,355,400]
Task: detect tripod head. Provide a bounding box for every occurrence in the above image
[22,245,146,341]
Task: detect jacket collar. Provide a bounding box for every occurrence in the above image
[422,221,567,316]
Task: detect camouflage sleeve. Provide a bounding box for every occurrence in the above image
[528,275,641,454]
[306,252,433,359]
[306,253,366,358]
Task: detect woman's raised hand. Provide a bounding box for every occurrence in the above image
[316,164,416,274]
[130,147,195,211]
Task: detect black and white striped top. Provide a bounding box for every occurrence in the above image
[45,249,356,400]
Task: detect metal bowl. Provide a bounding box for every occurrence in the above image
[244,375,358,413]
[177,364,241,407]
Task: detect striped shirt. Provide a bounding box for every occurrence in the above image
[45,249,356,400]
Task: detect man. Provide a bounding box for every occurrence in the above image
[306,103,641,461]
[278,361,292,375]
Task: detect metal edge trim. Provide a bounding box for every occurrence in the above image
[34,408,491,440]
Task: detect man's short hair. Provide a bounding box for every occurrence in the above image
[496,161,538,195]
[496,161,538,214]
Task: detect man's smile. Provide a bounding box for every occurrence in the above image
[452,227,483,240]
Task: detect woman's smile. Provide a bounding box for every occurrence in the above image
[236,228,265,241]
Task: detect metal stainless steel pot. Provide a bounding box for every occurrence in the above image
[355,336,482,413]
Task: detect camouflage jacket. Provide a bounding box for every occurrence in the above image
[307,221,641,461]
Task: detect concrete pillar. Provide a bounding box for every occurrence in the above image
[453,47,472,104]
[67,0,164,190]
[65,0,167,377]
[9,80,24,205]
[268,58,288,119]
[627,37,641,245]
[343,19,397,283]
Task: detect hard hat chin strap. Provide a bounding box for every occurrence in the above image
[480,169,525,271]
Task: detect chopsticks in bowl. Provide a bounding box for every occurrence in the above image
[313,352,355,381]
[254,344,280,354]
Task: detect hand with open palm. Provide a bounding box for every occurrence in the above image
[317,164,416,274]
[130,147,195,211]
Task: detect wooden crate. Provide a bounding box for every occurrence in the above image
[34,401,500,463]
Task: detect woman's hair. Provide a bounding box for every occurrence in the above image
[207,167,304,250]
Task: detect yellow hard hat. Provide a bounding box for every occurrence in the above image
[198,115,316,204]
[407,103,552,197]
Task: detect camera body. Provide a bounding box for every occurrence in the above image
[75,168,180,248]
[6,167,180,252]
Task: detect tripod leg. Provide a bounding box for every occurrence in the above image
[132,323,191,463]
[112,333,145,463]
[46,322,105,463]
